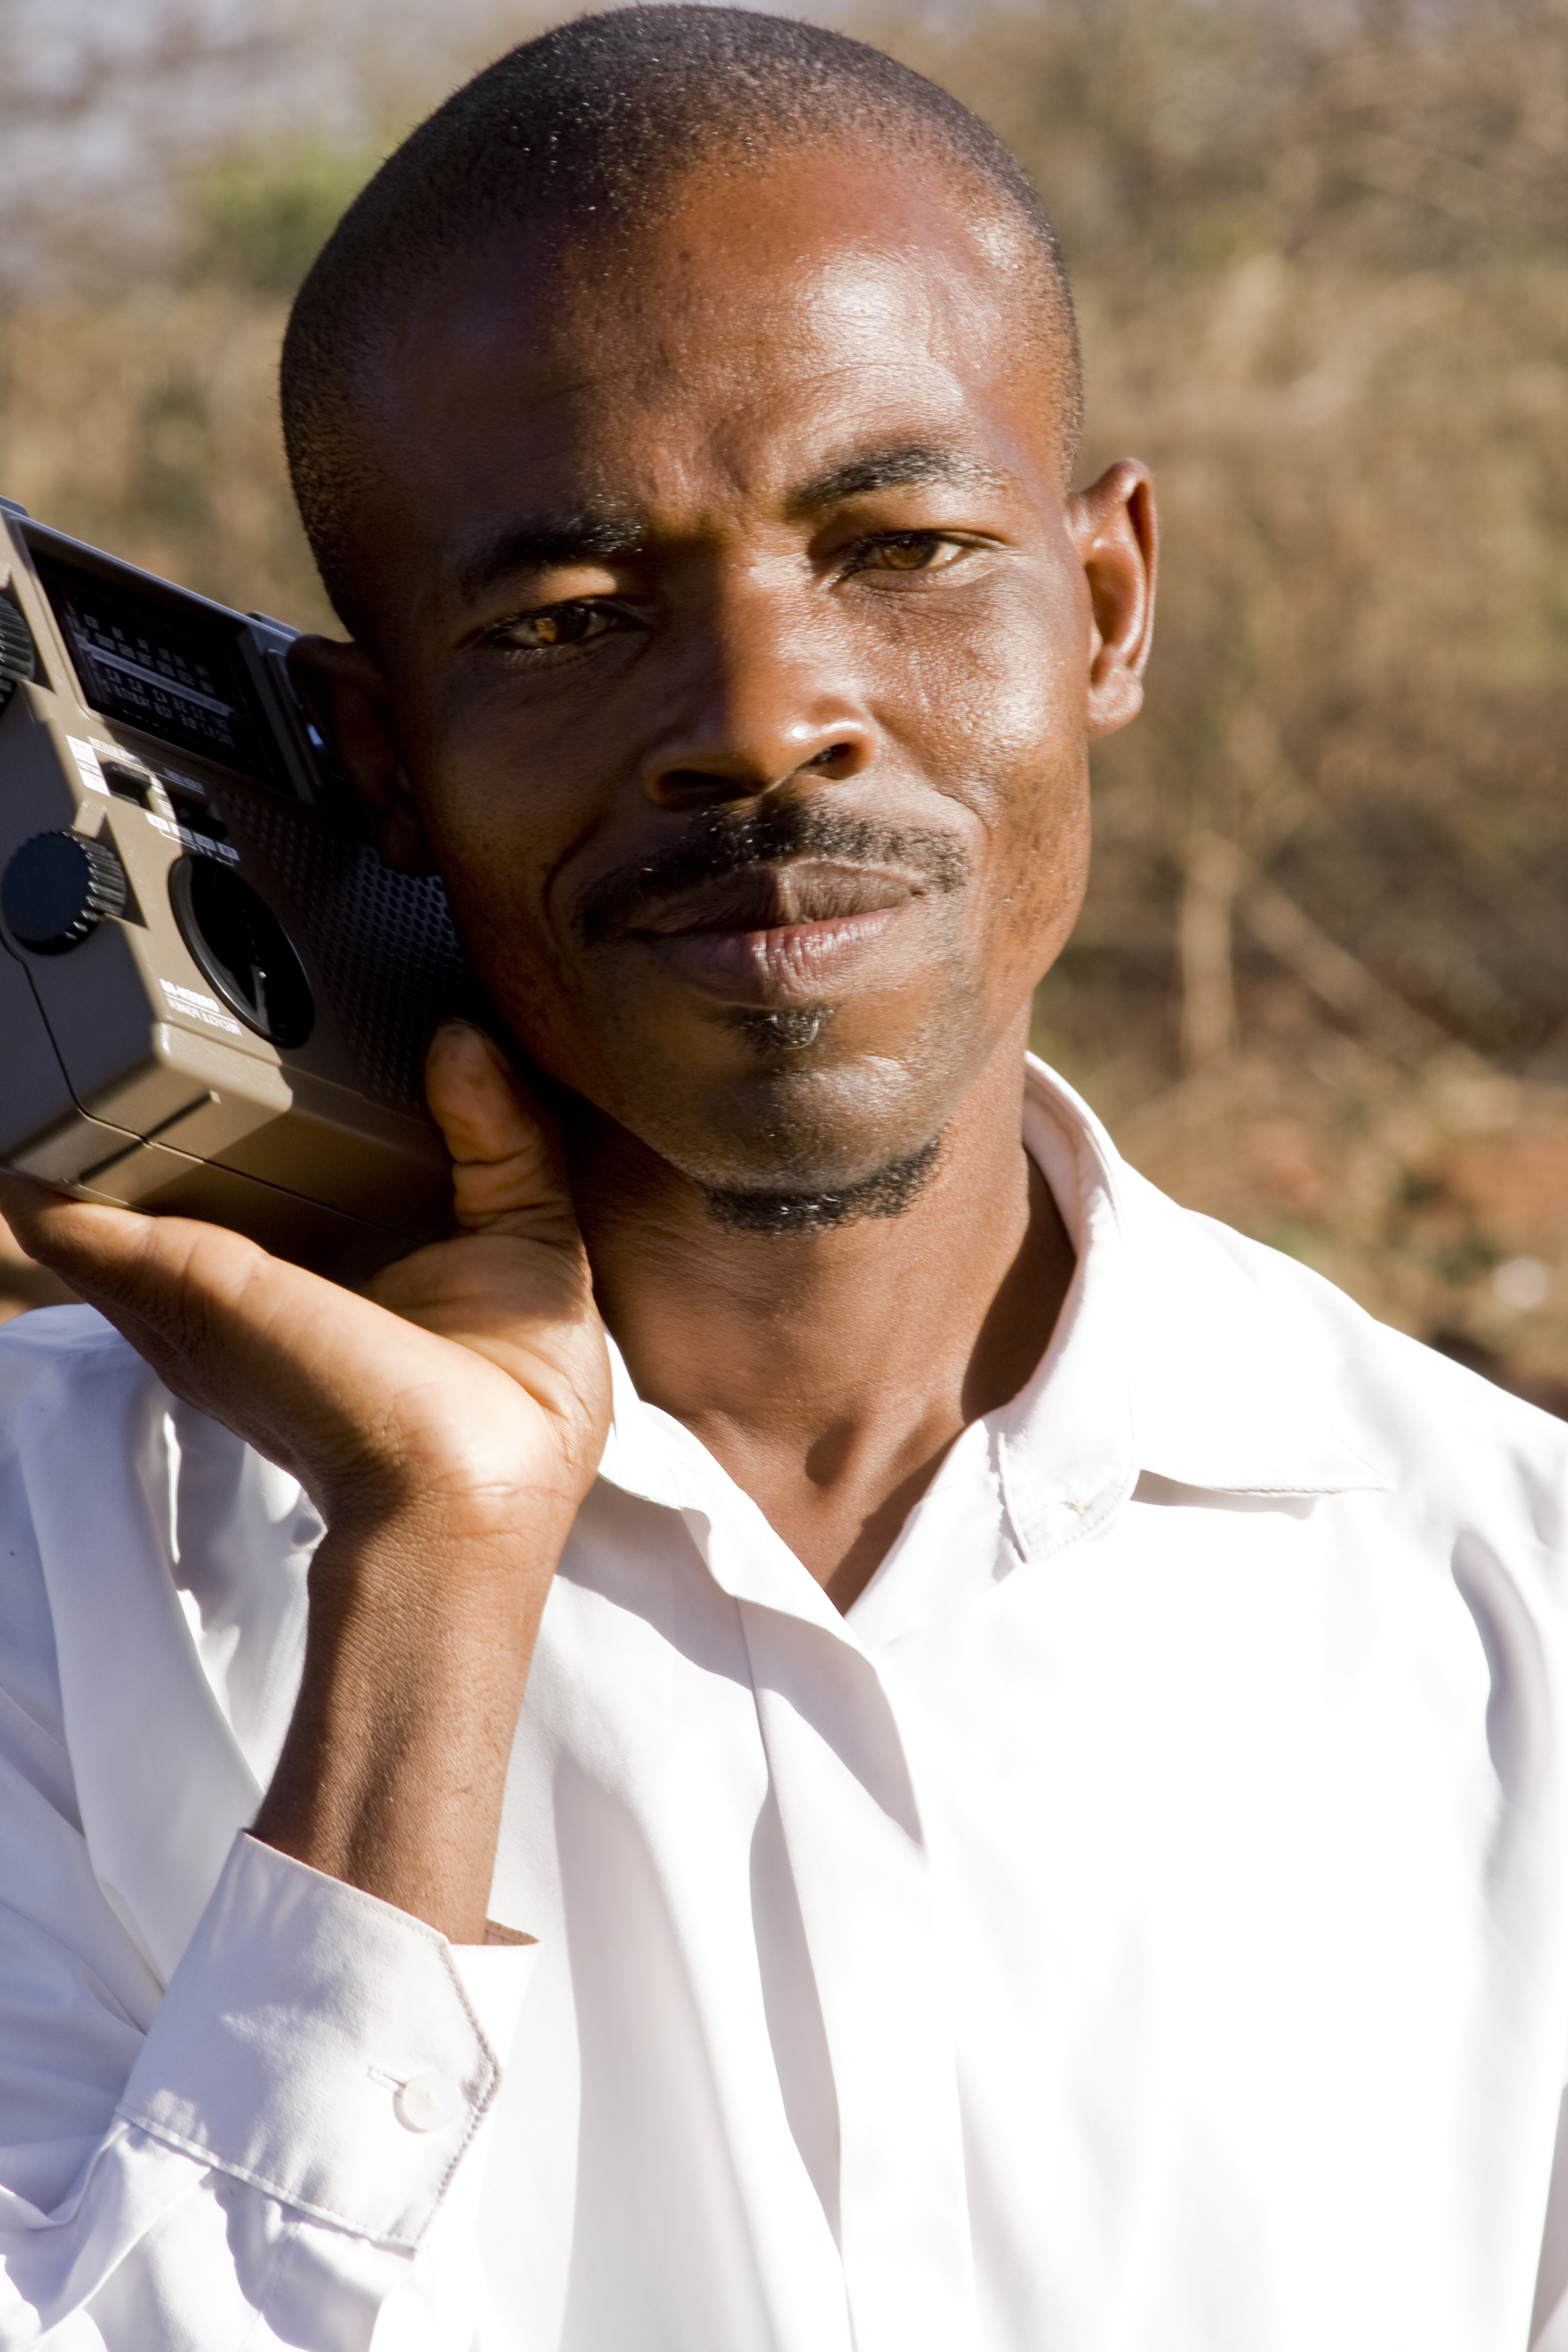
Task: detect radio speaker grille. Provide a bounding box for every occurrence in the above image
[225,794,468,1111]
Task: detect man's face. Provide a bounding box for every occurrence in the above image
[321,150,1150,1206]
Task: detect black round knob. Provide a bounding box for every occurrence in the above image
[1,830,128,954]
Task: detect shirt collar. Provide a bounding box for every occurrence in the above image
[594,1054,1391,1575]
[997,1058,1391,1559]
[598,1341,851,1632]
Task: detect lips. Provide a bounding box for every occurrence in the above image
[626,859,921,1004]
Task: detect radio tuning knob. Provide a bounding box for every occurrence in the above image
[1,829,128,954]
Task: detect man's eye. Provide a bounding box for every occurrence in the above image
[852,534,967,576]
[491,601,626,652]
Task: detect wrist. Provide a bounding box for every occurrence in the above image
[250,1484,576,1942]
[311,1431,592,1553]
[250,1604,530,1942]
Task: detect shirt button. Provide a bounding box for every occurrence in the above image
[395,2070,462,2132]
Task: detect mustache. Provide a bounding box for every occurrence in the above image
[572,802,969,947]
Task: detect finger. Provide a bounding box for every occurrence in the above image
[0,1174,315,1443]
[0,1170,73,1266]
[0,1175,543,1495]
[423,1022,579,1243]
[2,1096,607,1509]
[0,1171,284,1388]
[2,1174,388,1438]
[0,1171,270,1342]
[0,1171,172,1331]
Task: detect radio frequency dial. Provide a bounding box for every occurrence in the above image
[168,856,314,1048]
[1,830,128,953]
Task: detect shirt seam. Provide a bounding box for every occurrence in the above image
[113,2105,459,2249]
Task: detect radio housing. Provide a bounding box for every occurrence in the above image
[0,496,468,1281]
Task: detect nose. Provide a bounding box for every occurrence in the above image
[639,582,877,812]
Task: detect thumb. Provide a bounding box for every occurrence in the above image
[423,1021,580,1248]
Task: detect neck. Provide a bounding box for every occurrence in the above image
[570,1018,1074,1609]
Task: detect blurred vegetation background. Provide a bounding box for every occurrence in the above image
[2,0,1567,1400]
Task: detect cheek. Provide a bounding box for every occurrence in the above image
[970,766,1090,1012]
[403,726,591,1044]
[887,581,1091,969]
[407,665,588,900]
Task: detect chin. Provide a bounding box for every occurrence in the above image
[537,970,999,1224]
[698,1132,942,1235]
[602,1040,962,1224]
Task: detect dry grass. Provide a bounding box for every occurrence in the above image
[0,290,328,629]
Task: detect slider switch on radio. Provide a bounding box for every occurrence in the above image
[2,831,128,954]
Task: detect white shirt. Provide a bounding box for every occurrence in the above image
[2,1056,1568,2351]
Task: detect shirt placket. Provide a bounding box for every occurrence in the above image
[688,1535,980,2352]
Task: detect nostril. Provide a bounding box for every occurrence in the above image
[645,766,769,812]
[647,744,860,805]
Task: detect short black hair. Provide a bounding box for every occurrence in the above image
[281,6,1082,638]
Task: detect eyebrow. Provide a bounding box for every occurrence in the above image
[785,443,1011,515]
[455,444,1010,603]
[456,510,647,602]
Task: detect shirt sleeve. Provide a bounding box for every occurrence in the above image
[0,1833,536,2351]
[1534,2088,1568,2348]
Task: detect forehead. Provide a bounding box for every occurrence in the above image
[361,151,1062,579]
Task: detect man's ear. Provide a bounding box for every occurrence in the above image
[1068,460,1157,741]
[286,635,434,875]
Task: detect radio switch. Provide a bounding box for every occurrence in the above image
[100,757,154,806]
[168,792,228,840]
[2,830,129,953]
[0,592,36,711]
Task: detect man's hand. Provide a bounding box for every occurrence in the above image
[0,1024,612,1942]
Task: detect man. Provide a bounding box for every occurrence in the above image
[0,10,1566,2347]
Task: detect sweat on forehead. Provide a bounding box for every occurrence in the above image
[280,5,1082,641]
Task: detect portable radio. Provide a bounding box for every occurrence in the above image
[0,497,468,1281]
